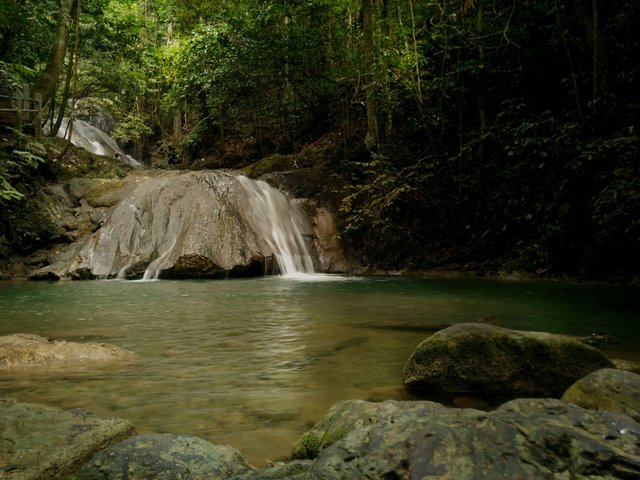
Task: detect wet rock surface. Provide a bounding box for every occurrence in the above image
[402,323,615,397]
[0,334,135,369]
[75,434,250,480]
[27,170,343,280]
[562,368,640,422]
[288,398,640,480]
[0,398,133,480]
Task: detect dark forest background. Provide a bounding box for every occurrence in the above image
[1,0,638,281]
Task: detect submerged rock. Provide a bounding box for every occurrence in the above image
[0,398,133,480]
[402,323,614,397]
[0,334,134,369]
[562,368,640,422]
[288,398,640,479]
[75,434,250,480]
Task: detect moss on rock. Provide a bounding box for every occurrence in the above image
[402,323,615,398]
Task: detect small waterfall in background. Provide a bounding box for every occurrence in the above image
[237,176,315,276]
[56,118,140,167]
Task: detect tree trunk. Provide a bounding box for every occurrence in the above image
[52,39,77,136]
[408,0,423,106]
[476,2,486,159]
[591,0,600,108]
[173,108,183,144]
[32,0,78,108]
[362,0,379,149]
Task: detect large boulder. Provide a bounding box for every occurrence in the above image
[0,398,133,480]
[562,368,640,422]
[33,171,315,280]
[75,434,250,480]
[0,334,135,369]
[288,398,640,479]
[232,460,312,480]
[402,323,615,397]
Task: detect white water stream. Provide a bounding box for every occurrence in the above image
[67,171,317,280]
[237,176,315,277]
[56,118,140,166]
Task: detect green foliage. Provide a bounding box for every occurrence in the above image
[0,137,46,203]
[113,112,154,142]
[0,0,638,278]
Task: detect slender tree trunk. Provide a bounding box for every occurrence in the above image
[32,0,78,108]
[56,0,81,161]
[172,108,183,144]
[362,0,379,149]
[52,40,77,136]
[591,0,600,108]
[554,1,583,118]
[408,0,423,106]
[476,2,486,159]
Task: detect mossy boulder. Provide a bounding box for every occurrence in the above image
[74,434,250,480]
[402,323,615,397]
[292,398,640,479]
[562,368,640,422]
[242,154,296,178]
[292,400,425,460]
[0,398,134,480]
[233,460,312,480]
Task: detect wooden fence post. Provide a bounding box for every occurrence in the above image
[33,92,42,138]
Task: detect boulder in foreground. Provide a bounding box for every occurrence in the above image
[75,434,250,480]
[402,323,614,397]
[290,398,640,479]
[562,367,640,422]
[0,398,134,480]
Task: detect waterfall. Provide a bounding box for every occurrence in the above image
[56,118,140,167]
[51,171,317,280]
[237,176,315,276]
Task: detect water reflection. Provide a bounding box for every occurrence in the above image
[0,277,639,465]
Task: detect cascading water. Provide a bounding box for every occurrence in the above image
[56,118,140,167]
[49,170,317,280]
[237,175,315,276]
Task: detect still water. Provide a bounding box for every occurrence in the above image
[1,276,639,465]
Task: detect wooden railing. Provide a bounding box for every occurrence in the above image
[0,85,42,137]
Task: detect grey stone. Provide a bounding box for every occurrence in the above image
[290,398,640,480]
[233,460,312,480]
[402,323,614,397]
[75,433,250,480]
[0,398,134,480]
[35,171,314,279]
[562,368,640,422]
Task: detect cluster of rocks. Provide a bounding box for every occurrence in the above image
[1,324,639,479]
[1,168,351,281]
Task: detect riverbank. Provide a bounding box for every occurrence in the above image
[2,137,638,285]
[2,323,639,479]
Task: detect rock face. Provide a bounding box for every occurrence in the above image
[0,334,134,369]
[75,434,250,480]
[288,398,640,480]
[34,171,319,280]
[0,398,134,480]
[562,368,640,422]
[402,323,615,397]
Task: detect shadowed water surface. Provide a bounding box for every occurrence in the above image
[1,276,639,465]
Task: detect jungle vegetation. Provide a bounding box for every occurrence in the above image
[1,0,638,280]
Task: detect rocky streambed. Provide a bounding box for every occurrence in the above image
[1,324,639,479]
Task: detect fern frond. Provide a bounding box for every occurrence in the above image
[464,0,478,14]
